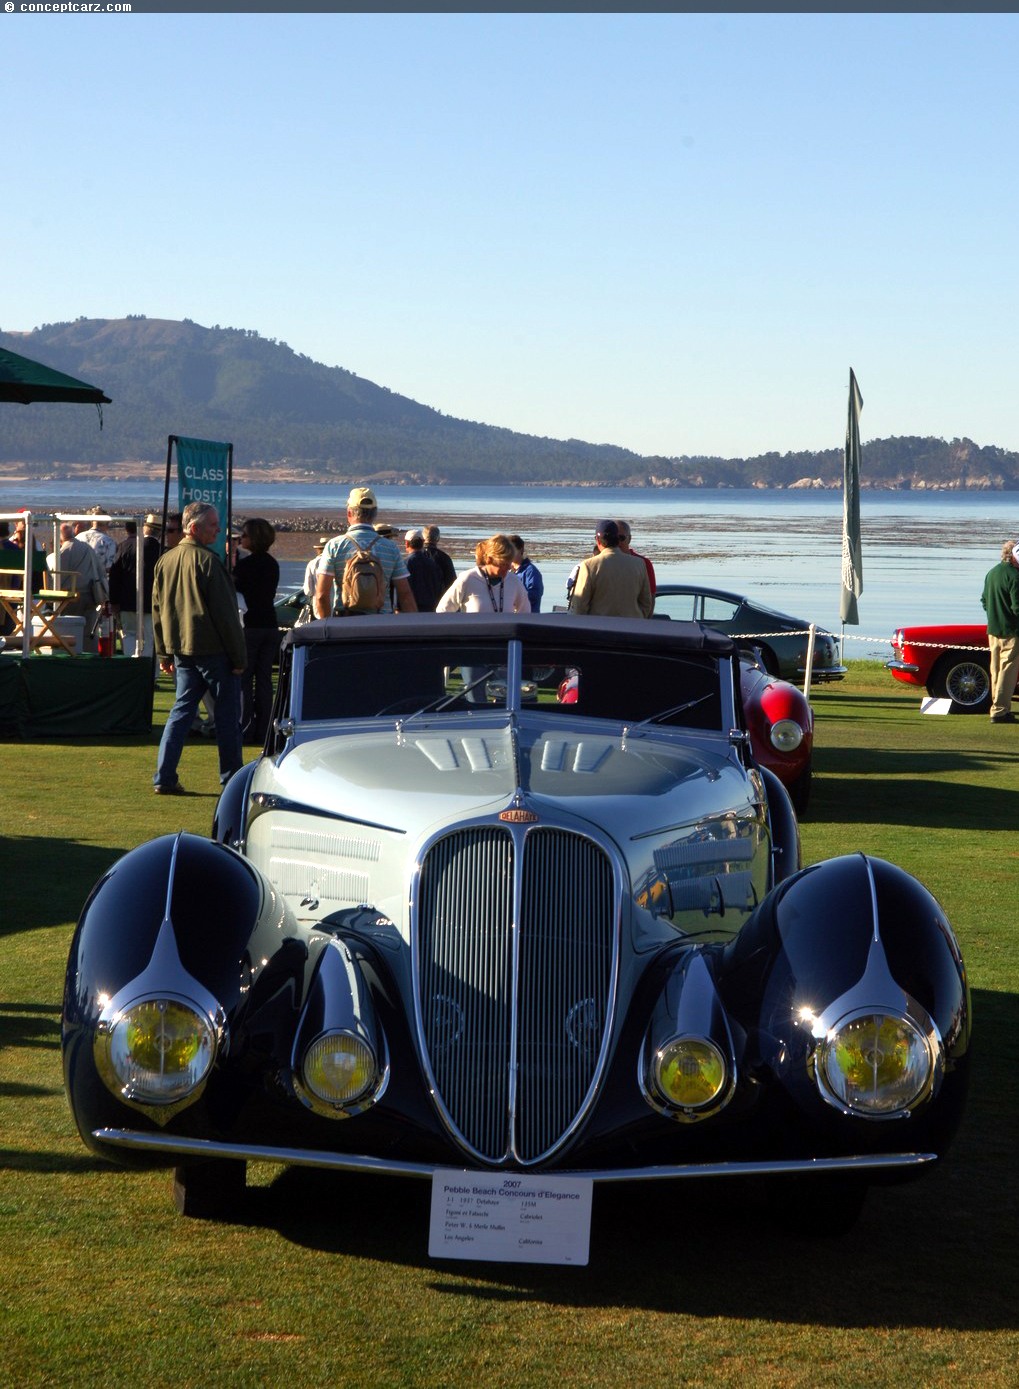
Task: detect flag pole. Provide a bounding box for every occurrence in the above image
[840,370,864,645]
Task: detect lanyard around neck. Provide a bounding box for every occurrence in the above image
[478,566,504,612]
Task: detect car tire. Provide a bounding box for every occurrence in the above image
[927,652,991,712]
[772,1174,869,1238]
[788,760,812,817]
[761,768,801,885]
[172,1159,247,1220]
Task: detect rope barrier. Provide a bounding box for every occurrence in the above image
[736,629,988,653]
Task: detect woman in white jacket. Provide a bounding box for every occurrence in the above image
[436,534,531,703]
[435,535,531,615]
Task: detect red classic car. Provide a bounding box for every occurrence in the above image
[560,651,814,813]
[887,624,993,712]
[738,652,813,812]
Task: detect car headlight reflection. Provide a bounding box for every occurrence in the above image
[106,998,216,1103]
[654,1037,727,1110]
[301,1031,377,1107]
[819,1012,932,1116]
[769,718,804,753]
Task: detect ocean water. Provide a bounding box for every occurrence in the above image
[3,482,1015,662]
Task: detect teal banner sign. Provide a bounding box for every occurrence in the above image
[173,436,232,563]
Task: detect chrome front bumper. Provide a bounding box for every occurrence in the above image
[801,664,848,683]
[95,1128,936,1182]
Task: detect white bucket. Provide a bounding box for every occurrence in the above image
[31,614,86,655]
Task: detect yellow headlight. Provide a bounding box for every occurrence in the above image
[302,1032,376,1106]
[108,998,216,1102]
[654,1037,727,1110]
[820,1012,931,1115]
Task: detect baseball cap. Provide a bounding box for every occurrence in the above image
[595,519,620,543]
[405,527,423,543]
[347,485,377,508]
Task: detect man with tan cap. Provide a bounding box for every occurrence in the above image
[315,486,417,616]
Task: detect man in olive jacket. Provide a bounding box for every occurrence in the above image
[981,540,1019,724]
[152,502,247,793]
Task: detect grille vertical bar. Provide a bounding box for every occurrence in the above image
[418,829,514,1160]
[417,824,617,1164]
[517,829,615,1161]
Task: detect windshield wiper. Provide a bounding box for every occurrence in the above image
[394,667,499,735]
[623,695,715,733]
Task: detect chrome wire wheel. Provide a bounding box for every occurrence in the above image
[931,654,991,710]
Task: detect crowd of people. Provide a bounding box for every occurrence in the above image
[305,485,654,621]
[5,485,661,795]
[9,484,1019,799]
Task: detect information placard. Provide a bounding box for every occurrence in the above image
[428,1169,593,1265]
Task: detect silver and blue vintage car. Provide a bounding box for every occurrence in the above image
[62,615,969,1249]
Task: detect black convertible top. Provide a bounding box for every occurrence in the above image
[284,611,735,658]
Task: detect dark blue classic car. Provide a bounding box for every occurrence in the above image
[654,583,847,686]
[62,616,969,1256]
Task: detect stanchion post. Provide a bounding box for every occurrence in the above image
[804,623,816,702]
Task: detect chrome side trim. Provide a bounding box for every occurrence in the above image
[247,793,406,836]
[93,1128,936,1181]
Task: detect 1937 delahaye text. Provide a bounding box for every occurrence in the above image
[62,615,970,1257]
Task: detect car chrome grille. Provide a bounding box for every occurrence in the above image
[417,825,616,1164]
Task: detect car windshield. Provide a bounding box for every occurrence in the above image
[297,638,723,731]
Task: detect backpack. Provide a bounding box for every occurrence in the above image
[339,536,386,613]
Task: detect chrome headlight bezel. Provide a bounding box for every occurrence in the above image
[768,718,805,753]
[812,1007,942,1119]
[294,1028,383,1119]
[95,992,222,1118]
[646,1034,734,1123]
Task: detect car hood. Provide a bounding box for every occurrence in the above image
[254,718,750,840]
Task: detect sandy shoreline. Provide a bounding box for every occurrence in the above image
[232,506,601,564]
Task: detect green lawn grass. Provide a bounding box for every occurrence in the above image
[1,664,1016,1387]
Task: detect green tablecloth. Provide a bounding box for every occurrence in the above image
[0,653,153,738]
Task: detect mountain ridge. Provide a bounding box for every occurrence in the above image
[2,316,1018,489]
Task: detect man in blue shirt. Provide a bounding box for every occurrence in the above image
[314,486,418,617]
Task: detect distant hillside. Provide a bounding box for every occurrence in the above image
[2,316,1018,489]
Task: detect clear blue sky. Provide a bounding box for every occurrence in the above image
[5,12,1019,459]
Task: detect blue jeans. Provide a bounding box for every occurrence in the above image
[155,654,243,790]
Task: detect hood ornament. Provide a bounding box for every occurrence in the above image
[500,790,538,823]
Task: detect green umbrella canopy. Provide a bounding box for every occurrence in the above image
[0,345,111,406]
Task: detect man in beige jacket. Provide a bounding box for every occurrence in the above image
[570,520,653,619]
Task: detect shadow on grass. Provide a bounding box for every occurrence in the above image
[0,1147,111,1175]
[812,756,1019,829]
[0,838,128,937]
[0,1000,60,1051]
[245,985,1014,1333]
